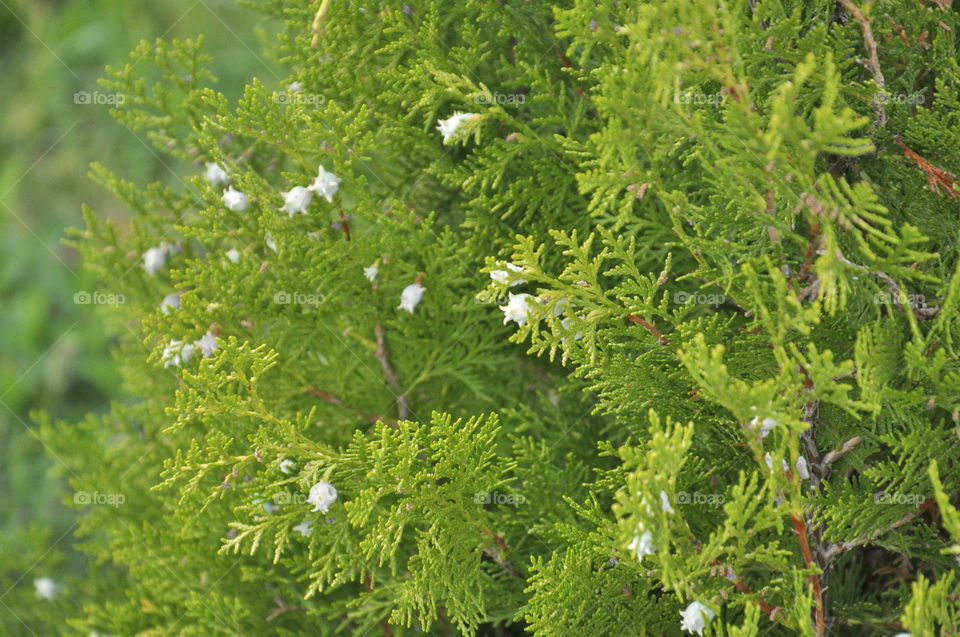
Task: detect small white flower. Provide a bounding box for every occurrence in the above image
[225,248,240,263]
[195,331,218,358]
[437,112,477,144]
[204,162,230,186]
[364,265,379,281]
[627,527,655,560]
[34,577,58,601]
[143,245,168,275]
[660,490,675,513]
[160,292,180,314]
[280,186,313,216]
[279,459,296,475]
[751,416,779,439]
[795,456,810,480]
[500,292,533,325]
[308,480,338,513]
[293,520,313,536]
[265,231,277,253]
[309,165,341,203]
[764,452,789,472]
[398,282,426,313]
[680,601,715,635]
[287,81,303,92]
[162,340,195,368]
[222,186,249,212]
[489,262,525,287]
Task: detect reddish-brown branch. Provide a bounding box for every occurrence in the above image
[626,314,670,345]
[711,559,779,617]
[554,45,587,98]
[894,137,960,199]
[336,206,352,241]
[374,324,410,421]
[800,220,820,278]
[790,514,825,637]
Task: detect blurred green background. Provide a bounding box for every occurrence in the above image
[0,0,278,632]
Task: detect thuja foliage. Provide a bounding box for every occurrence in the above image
[31,0,960,634]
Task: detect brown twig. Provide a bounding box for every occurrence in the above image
[822,498,936,562]
[894,137,960,199]
[838,0,887,127]
[374,324,410,421]
[626,314,670,345]
[336,205,352,241]
[790,514,826,637]
[821,436,863,467]
[266,595,304,622]
[710,559,779,617]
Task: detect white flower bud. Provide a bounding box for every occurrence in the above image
[309,165,341,203]
[627,527,655,560]
[660,490,675,513]
[204,162,230,186]
[280,186,313,216]
[437,112,477,144]
[398,282,426,313]
[143,245,168,275]
[34,577,58,601]
[308,480,338,513]
[222,186,249,212]
[500,292,533,325]
[680,601,715,635]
